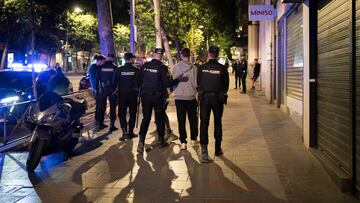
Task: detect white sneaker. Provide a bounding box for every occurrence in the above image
[181,143,187,150]
[190,140,198,146]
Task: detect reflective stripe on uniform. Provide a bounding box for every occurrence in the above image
[102,68,114,72]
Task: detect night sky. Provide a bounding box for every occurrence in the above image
[41,0,130,24]
[40,0,235,27]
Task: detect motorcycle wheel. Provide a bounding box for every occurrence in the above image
[64,137,79,153]
[26,138,46,171]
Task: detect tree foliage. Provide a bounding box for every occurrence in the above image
[113,23,130,52]
[135,0,155,54]
[66,11,98,51]
[0,0,32,50]
[158,0,233,60]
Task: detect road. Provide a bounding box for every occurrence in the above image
[67,74,84,92]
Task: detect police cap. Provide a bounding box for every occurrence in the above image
[124,53,136,61]
[154,48,164,55]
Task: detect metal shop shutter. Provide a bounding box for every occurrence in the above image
[318,0,351,174]
[356,0,360,191]
[286,5,303,101]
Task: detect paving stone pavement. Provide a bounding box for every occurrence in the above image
[0,83,359,203]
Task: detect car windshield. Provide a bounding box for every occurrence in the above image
[0,71,36,90]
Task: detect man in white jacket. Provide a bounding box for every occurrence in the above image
[172,48,198,150]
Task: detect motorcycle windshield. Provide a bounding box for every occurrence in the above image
[39,91,63,112]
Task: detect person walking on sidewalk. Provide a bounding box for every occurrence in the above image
[136,48,186,154]
[172,48,198,150]
[232,59,241,89]
[251,58,261,90]
[197,46,229,163]
[97,54,119,132]
[113,53,139,141]
[240,55,248,94]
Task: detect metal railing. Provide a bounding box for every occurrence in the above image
[0,89,95,152]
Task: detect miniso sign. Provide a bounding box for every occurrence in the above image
[249,5,277,21]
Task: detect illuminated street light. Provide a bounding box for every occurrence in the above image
[199,25,204,29]
[74,7,83,13]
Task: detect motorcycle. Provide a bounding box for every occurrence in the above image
[25,91,87,171]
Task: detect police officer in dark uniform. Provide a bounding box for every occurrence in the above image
[197,46,229,163]
[137,48,185,154]
[240,55,248,94]
[89,55,106,131]
[113,53,139,141]
[97,54,118,132]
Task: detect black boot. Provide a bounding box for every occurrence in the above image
[119,128,127,141]
[109,121,118,132]
[215,142,223,156]
[159,137,170,148]
[137,141,144,154]
[201,144,210,163]
[128,128,138,139]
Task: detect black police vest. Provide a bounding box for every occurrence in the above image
[141,62,163,95]
[199,65,222,93]
[118,65,138,91]
[99,62,116,89]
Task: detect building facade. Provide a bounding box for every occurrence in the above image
[251,0,360,196]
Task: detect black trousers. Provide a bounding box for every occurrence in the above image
[164,100,171,130]
[97,92,117,124]
[241,74,247,93]
[200,95,224,145]
[139,99,165,143]
[234,73,241,88]
[175,99,198,144]
[118,91,138,132]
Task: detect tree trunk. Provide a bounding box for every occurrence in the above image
[173,34,181,62]
[160,28,174,69]
[97,0,116,59]
[153,0,162,48]
[0,39,9,70]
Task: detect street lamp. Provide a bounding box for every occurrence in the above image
[199,25,204,29]
[74,7,83,13]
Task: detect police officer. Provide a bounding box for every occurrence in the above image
[113,53,139,141]
[97,53,118,132]
[137,48,185,154]
[240,55,248,94]
[89,55,106,131]
[197,46,229,163]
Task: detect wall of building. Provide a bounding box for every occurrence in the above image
[256,1,310,147]
[302,0,310,148]
[259,14,273,102]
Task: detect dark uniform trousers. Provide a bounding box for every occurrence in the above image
[118,91,138,131]
[235,73,241,88]
[139,98,166,143]
[200,95,224,145]
[97,90,117,124]
[241,73,247,93]
[175,99,198,144]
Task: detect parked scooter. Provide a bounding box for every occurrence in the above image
[25,91,87,171]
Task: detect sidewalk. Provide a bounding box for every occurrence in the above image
[0,86,358,202]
